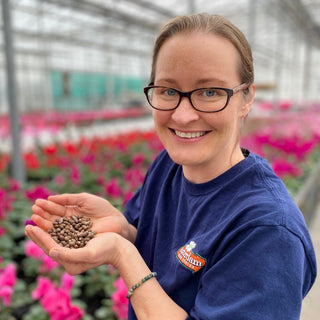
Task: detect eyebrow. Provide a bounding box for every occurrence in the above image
[195,78,230,87]
[155,77,230,87]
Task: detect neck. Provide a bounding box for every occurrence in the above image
[182,146,245,184]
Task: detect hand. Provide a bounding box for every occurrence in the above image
[29,192,136,242]
[25,223,127,275]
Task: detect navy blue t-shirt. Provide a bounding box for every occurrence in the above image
[124,150,317,320]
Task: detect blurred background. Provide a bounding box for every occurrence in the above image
[1,0,320,113]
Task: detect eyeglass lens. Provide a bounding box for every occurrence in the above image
[147,87,229,112]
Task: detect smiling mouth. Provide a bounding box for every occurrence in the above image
[173,129,209,139]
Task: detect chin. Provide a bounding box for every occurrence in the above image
[167,149,205,167]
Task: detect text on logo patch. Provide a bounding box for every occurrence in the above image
[176,241,206,273]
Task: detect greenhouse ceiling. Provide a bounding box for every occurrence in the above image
[1,0,320,58]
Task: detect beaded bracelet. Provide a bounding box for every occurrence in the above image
[126,272,157,299]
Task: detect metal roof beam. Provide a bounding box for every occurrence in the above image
[41,0,161,31]
[118,0,175,18]
[280,0,320,47]
[0,27,150,57]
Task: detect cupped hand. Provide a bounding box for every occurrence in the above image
[30,192,135,241]
[25,223,126,275]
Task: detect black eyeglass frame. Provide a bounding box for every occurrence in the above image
[143,83,249,113]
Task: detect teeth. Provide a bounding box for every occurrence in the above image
[174,130,206,138]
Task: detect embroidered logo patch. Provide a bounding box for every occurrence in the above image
[176,241,206,273]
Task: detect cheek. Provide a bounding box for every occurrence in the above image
[153,110,171,128]
[209,108,241,136]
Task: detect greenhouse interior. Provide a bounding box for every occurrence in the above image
[0,0,320,319]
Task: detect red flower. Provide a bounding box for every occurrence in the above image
[63,142,78,156]
[43,144,58,156]
[24,152,40,170]
[0,154,10,172]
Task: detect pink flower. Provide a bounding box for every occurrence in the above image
[279,100,292,111]
[41,255,59,272]
[0,227,6,236]
[0,286,13,307]
[111,277,128,320]
[124,168,145,190]
[25,240,59,272]
[123,190,134,207]
[258,101,273,110]
[0,263,16,287]
[54,174,65,185]
[8,179,20,191]
[81,154,95,165]
[0,263,16,308]
[42,288,70,314]
[32,277,56,300]
[70,166,81,186]
[0,189,15,216]
[32,276,84,320]
[25,219,37,226]
[25,240,45,259]
[66,305,85,320]
[272,158,302,179]
[132,153,145,166]
[61,272,74,292]
[105,178,122,199]
[25,185,52,202]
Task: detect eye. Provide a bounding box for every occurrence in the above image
[165,88,177,96]
[203,89,216,97]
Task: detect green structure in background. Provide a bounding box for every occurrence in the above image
[51,71,146,110]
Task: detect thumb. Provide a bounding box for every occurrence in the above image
[48,247,90,275]
[49,246,88,263]
[49,248,60,260]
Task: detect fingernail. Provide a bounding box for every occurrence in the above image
[50,249,59,259]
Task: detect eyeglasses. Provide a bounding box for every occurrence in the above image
[143,83,249,113]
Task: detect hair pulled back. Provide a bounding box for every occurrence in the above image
[150,13,254,90]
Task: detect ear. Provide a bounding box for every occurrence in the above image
[240,83,255,118]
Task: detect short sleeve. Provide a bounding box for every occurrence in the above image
[123,187,142,228]
[186,225,314,320]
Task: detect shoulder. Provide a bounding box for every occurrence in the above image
[194,224,316,319]
[234,151,298,214]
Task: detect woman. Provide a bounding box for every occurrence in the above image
[25,13,316,319]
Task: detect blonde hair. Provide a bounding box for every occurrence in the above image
[150,13,254,92]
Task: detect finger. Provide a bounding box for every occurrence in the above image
[49,246,92,264]
[92,216,122,234]
[48,193,86,206]
[32,204,59,221]
[25,225,59,256]
[34,199,67,217]
[31,214,53,231]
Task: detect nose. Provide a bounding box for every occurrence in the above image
[171,96,200,124]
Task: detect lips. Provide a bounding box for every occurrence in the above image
[173,129,208,139]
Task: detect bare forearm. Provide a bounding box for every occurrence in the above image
[115,236,188,320]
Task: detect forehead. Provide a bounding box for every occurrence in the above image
[155,32,240,85]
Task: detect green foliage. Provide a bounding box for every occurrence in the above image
[1,125,318,319]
